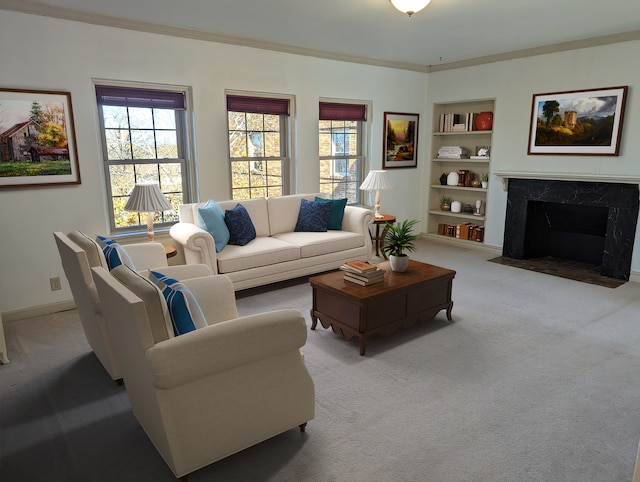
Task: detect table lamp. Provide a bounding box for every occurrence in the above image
[124,182,172,241]
[359,170,393,218]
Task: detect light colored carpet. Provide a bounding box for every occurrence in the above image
[2,239,640,481]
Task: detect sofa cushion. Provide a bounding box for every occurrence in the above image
[216,237,300,274]
[150,271,208,336]
[273,230,365,258]
[267,193,324,235]
[217,197,270,237]
[295,199,332,232]
[110,265,173,344]
[196,199,230,252]
[225,203,257,246]
[315,197,348,230]
[96,235,136,270]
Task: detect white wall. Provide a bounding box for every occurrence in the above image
[0,11,427,316]
[426,40,640,271]
[1,11,638,317]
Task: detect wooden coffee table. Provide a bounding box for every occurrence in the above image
[309,260,455,355]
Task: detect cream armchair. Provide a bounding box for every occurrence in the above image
[54,231,212,382]
[92,265,315,480]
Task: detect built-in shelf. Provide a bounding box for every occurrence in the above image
[428,210,485,221]
[431,185,487,192]
[428,98,495,245]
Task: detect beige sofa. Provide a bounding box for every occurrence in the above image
[92,265,315,479]
[170,193,374,290]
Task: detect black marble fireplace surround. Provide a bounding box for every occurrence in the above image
[503,179,639,280]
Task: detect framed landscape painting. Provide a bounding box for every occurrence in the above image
[528,86,627,156]
[0,88,80,188]
[383,112,419,168]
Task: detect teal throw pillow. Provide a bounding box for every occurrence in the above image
[315,197,348,230]
[196,199,230,252]
[96,235,136,271]
[295,199,332,232]
[224,203,256,246]
[149,271,208,336]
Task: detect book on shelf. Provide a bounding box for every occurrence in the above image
[341,260,377,274]
[437,146,469,159]
[437,222,484,242]
[344,271,385,286]
[470,155,490,160]
[437,112,482,133]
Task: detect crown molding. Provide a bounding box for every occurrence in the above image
[428,30,640,72]
[1,1,639,74]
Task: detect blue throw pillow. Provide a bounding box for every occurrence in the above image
[224,203,256,246]
[96,235,136,270]
[315,197,348,230]
[196,199,231,252]
[149,271,208,336]
[295,199,332,232]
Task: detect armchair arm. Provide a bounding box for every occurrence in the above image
[342,206,374,234]
[146,309,307,389]
[181,274,238,324]
[169,222,218,274]
[121,242,168,271]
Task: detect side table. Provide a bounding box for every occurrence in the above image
[163,244,178,259]
[372,214,396,258]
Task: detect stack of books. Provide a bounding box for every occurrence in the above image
[340,260,385,286]
[437,146,469,159]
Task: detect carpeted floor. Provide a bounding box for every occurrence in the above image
[2,239,640,481]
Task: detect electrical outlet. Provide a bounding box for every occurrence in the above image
[50,277,62,291]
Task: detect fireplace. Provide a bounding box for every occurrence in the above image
[503,179,639,280]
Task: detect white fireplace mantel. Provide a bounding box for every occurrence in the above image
[493,171,640,191]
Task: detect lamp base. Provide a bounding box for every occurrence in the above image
[146,212,155,242]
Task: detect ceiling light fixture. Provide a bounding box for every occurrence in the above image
[389,0,431,17]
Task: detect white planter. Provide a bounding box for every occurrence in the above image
[481,181,488,189]
[451,201,462,213]
[389,254,410,272]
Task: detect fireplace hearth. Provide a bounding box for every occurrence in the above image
[503,179,639,280]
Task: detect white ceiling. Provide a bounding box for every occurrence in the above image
[2,0,640,71]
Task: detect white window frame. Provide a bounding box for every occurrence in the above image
[94,80,196,234]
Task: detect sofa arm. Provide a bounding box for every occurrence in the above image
[342,206,374,234]
[169,222,218,274]
[146,309,307,389]
[122,242,168,271]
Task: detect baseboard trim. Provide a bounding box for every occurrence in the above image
[2,299,76,322]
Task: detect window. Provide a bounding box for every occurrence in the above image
[227,94,291,200]
[319,101,367,203]
[95,84,192,232]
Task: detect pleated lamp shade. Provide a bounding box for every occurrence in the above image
[124,183,172,241]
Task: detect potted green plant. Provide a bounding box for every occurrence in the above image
[440,195,452,211]
[381,219,420,272]
[481,173,489,189]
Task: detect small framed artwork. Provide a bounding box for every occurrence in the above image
[0,88,80,188]
[527,86,627,156]
[383,112,419,168]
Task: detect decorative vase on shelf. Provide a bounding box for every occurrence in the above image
[451,201,462,213]
[439,173,448,185]
[446,171,459,186]
[475,111,493,131]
